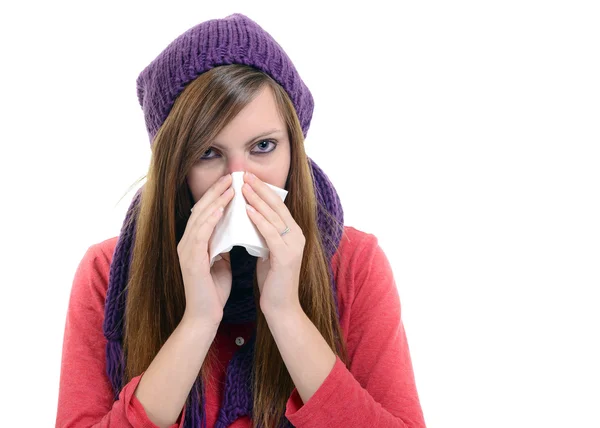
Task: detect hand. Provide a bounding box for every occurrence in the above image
[242,171,305,314]
[177,173,234,326]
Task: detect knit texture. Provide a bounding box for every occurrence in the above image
[102,12,345,427]
[136,13,314,145]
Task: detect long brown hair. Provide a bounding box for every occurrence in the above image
[119,64,348,427]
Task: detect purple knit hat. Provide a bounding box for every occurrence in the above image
[103,13,344,428]
[136,12,314,145]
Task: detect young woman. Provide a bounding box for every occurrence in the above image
[56,13,426,428]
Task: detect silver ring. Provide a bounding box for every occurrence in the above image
[280,226,291,237]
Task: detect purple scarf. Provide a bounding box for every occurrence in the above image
[102,158,344,427]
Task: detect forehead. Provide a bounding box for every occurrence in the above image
[211,86,286,148]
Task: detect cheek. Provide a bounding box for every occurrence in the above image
[186,174,209,203]
[191,186,210,204]
[261,172,288,191]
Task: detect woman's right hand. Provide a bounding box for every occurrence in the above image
[177,173,235,326]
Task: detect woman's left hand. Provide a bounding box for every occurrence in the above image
[242,171,305,315]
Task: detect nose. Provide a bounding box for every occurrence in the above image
[225,153,249,175]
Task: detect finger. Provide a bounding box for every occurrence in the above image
[194,186,234,226]
[194,204,225,256]
[243,173,297,234]
[180,185,232,247]
[246,203,287,255]
[242,183,286,234]
[190,174,232,218]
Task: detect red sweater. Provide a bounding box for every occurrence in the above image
[56,226,426,427]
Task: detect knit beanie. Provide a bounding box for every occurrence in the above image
[102,13,344,428]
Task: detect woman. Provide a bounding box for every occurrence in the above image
[56,13,426,428]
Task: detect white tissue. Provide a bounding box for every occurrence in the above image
[208,171,288,267]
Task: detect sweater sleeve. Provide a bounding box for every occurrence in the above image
[284,233,426,428]
[55,244,186,428]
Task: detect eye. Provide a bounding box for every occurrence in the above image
[252,139,277,154]
[199,139,277,160]
[200,148,217,160]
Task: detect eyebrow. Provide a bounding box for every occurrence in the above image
[211,129,285,150]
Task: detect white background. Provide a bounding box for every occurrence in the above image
[1,1,598,427]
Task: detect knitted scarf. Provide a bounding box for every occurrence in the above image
[102,158,344,427]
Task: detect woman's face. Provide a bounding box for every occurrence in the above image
[186,85,291,203]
